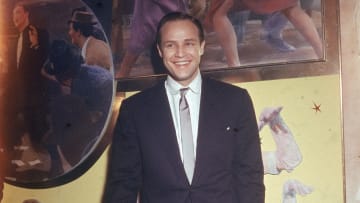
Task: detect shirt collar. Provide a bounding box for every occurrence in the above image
[165,70,202,95]
[81,37,91,58]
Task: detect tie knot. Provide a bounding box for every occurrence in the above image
[180,88,189,98]
[179,88,189,110]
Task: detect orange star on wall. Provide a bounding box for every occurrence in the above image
[312,102,321,112]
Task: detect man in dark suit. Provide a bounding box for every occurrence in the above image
[4,2,50,174]
[103,12,265,203]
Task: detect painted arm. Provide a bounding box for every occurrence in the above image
[258,107,302,175]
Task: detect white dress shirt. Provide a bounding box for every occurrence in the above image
[165,71,202,162]
[16,32,23,69]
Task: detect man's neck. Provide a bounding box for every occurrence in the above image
[77,36,89,48]
[18,21,29,33]
[166,70,202,89]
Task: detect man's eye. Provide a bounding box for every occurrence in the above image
[165,43,174,48]
[185,42,194,46]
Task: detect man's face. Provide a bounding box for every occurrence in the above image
[68,23,80,46]
[157,20,205,86]
[12,5,29,31]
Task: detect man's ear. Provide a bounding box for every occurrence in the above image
[199,41,205,55]
[77,30,83,37]
[157,45,163,58]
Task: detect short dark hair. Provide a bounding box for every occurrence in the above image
[70,22,94,37]
[156,12,205,46]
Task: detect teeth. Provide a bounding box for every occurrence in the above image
[174,61,189,65]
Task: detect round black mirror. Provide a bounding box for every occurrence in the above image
[0,0,114,188]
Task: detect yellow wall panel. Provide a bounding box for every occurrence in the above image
[3,75,343,203]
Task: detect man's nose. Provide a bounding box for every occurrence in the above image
[175,46,185,57]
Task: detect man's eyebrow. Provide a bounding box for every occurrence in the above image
[162,40,176,44]
[162,38,198,43]
[184,39,197,42]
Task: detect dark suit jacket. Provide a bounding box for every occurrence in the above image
[3,25,49,148]
[16,25,49,107]
[103,77,265,203]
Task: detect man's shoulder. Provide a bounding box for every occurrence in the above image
[123,80,165,104]
[87,37,112,61]
[88,36,109,50]
[203,76,247,94]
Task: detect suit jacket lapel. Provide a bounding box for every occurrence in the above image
[192,78,218,186]
[148,83,189,185]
